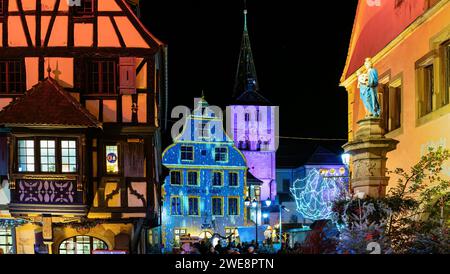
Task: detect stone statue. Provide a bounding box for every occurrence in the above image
[357,58,381,118]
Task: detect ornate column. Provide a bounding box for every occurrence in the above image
[342,118,398,198]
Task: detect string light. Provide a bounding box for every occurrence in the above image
[290,169,346,221]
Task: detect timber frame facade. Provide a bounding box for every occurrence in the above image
[0,0,167,254]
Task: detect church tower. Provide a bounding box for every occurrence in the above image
[229,7,277,203]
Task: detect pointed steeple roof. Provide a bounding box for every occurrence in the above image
[232,4,271,106]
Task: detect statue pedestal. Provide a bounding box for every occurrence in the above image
[342,118,398,198]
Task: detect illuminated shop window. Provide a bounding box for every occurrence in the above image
[0,227,13,254]
[228,197,239,216]
[212,197,223,216]
[187,171,199,186]
[170,171,182,185]
[18,140,35,172]
[59,236,107,255]
[229,172,239,187]
[225,227,238,242]
[188,197,199,216]
[212,171,223,187]
[174,228,187,246]
[214,147,228,162]
[61,140,77,173]
[171,196,182,216]
[40,140,56,172]
[180,146,194,161]
[105,145,119,174]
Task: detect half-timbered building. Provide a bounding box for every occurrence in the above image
[0,0,167,254]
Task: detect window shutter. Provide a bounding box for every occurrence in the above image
[74,58,85,92]
[119,57,136,94]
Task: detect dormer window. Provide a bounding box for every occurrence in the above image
[73,0,94,17]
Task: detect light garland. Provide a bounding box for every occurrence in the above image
[290,169,347,221]
[0,219,28,229]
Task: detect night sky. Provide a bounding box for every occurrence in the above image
[139,0,358,167]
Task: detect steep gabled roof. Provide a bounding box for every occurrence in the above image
[117,0,164,48]
[341,0,440,82]
[0,78,101,128]
[232,8,272,106]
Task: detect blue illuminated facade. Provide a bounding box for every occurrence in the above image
[161,97,247,252]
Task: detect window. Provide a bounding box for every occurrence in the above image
[228,197,239,216]
[0,226,13,254]
[18,140,35,172]
[170,171,182,185]
[88,60,117,94]
[187,171,199,186]
[212,197,223,216]
[61,140,77,173]
[59,236,107,255]
[424,64,434,115]
[73,0,94,17]
[382,80,402,132]
[40,140,56,172]
[214,147,228,162]
[0,60,25,94]
[229,172,238,187]
[174,228,187,246]
[225,228,238,242]
[105,145,119,174]
[212,171,223,187]
[195,122,210,139]
[443,40,450,106]
[188,197,199,216]
[245,113,250,122]
[180,146,194,161]
[171,196,182,216]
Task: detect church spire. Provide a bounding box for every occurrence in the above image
[233,1,259,99]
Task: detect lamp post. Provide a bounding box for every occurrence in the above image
[279,205,289,247]
[245,197,273,245]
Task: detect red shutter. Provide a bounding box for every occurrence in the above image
[119,57,136,94]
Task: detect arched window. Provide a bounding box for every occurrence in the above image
[59,236,108,254]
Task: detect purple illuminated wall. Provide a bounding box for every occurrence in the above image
[228,105,277,201]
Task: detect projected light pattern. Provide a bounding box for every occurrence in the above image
[161,97,248,252]
[290,169,347,221]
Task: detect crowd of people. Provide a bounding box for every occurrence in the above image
[172,240,276,255]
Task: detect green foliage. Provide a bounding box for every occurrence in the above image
[385,147,450,253]
[333,147,450,254]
